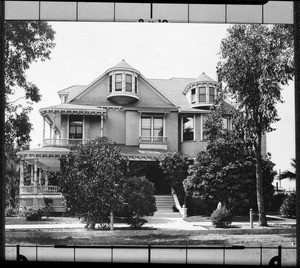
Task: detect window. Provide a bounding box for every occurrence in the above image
[115,73,122,91]
[109,75,112,93]
[141,115,164,142]
[199,87,206,102]
[141,117,151,141]
[69,115,83,140]
[183,116,194,141]
[209,87,215,103]
[126,74,132,92]
[153,117,163,141]
[191,88,196,104]
[222,117,231,130]
[135,76,138,94]
[202,115,208,140]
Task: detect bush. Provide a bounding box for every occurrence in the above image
[211,207,232,228]
[20,206,44,221]
[120,176,157,229]
[43,197,54,218]
[279,194,296,218]
[5,206,18,217]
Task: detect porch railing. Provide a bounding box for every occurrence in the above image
[20,185,60,195]
[42,138,90,147]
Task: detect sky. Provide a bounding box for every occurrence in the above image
[18,21,295,176]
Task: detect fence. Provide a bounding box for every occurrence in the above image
[5,244,296,266]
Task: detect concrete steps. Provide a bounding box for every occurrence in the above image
[154,195,175,212]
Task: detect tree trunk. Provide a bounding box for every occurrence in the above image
[255,132,268,226]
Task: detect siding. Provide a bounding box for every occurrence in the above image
[126,111,139,145]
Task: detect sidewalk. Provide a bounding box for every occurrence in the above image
[5,213,296,233]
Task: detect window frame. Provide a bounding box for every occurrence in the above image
[125,74,132,92]
[182,115,195,142]
[115,73,122,91]
[199,86,206,103]
[69,115,83,140]
[140,114,164,142]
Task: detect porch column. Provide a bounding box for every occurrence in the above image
[38,168,42,185]
[30,165,34,185]
[45,171,49,187]
[19,160,24,187]
[33,160,38,186]
[43,116,46,141]
[49,124,52,138]
[51,114,56,144]
[100,114,104,137]
[33,159,38,197]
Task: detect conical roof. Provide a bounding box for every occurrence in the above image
[112,59,135,69]
[195,72,217,83]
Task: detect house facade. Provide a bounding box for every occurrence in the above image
[16,60,257,212]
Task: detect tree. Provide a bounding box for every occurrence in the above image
[278,159,296,181]
[5,21,55,207]
[121,176,157,228]
[183,106,275,214]
[159,151,189,199]
[217,24,293,226]
[58,137,127,229]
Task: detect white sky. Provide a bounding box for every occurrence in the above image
[21,22,295,174]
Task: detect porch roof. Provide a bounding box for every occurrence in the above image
[16,147,71,171]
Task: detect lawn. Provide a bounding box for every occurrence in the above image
[5,214,296,247]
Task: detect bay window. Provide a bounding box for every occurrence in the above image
[115,73,122,91]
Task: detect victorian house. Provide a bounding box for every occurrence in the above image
[17,60,244,212]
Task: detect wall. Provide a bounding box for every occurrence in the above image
[165,111,178,151]
[125,111,139,145]
[180,114,207,158]
[104,109,126,144]
[84,115,101,140]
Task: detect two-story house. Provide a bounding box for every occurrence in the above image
[17,60,238,212]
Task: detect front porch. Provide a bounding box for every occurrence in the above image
[16,147,70,212]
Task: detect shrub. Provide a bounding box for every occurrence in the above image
[43,197,54,218]
[211,207,232,228]
[279,194,296,218]
[120,176,156,229]
[5,206,18,217]
[20,206,44,221]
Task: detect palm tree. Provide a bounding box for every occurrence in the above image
[278,158,296,180]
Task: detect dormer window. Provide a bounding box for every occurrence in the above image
[109,75,112,93]
[126,74,132,92]
[115,73,122,91]
[209,87,215,103]
[191,88,196,104]
[107,70,139,104]
[199,87,206,103]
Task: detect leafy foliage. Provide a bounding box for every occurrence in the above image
[211,207,232,228]
[4,21,55,207]
[278,159,296,180]
[121,176,156,229]
[58,137,127,229]
[183,107,275,214]
[217,24,293,226]
[279,194,296,218]
[20,206,44,221]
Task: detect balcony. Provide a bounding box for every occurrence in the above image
[107,91,139,105]
[20,185,60,195]
[43,138,90,147]
[139,136,168,150]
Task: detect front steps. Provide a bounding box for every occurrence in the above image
[154,195,176,212]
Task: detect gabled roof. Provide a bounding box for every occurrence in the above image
[58,85,86,102]
[149,77,194,110]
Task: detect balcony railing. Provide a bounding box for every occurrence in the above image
[139,136,167,143]
[20,186,60,195]
[43,138,90,147]
[139,136,168,150]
